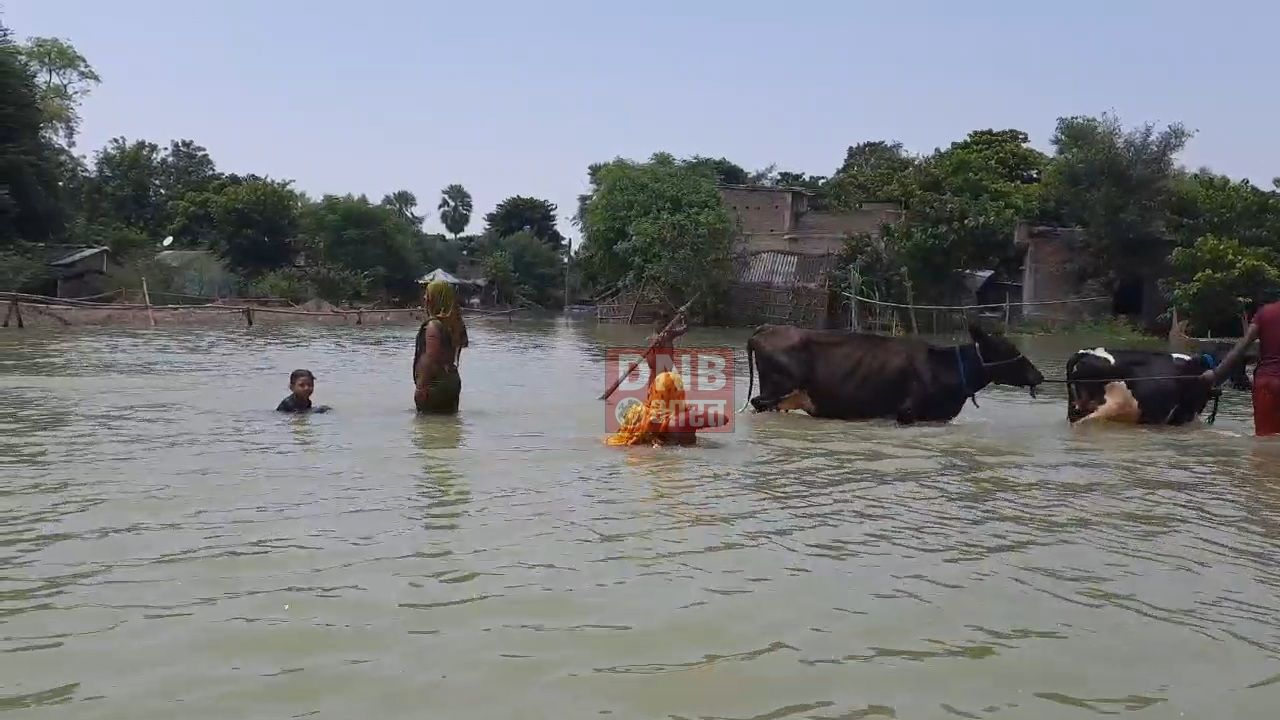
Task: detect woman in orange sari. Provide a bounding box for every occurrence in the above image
[606,311,727,447]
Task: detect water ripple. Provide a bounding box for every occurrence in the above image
[1,324,1278,718]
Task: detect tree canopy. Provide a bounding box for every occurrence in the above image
[483,195,565,250]
[577,153,732,311]
[16,35,100,148]
[0,22,66,248]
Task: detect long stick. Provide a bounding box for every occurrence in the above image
[142,277,156,327]
[599,293,699,401]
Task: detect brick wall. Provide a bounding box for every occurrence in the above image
[793,206,902,236]
[1019,226,1086,319]
[735,233,846,256]
[720,187,793,235]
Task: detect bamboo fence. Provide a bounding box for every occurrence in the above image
[0,290,523,329]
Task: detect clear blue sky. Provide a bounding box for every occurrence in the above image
[7,0,1276,245]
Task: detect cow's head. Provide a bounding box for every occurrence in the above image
[969,324,1045,391]
[1204,342,1253,391]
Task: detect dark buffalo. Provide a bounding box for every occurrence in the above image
[1065,348,1221,425]
[743,324,1045,424]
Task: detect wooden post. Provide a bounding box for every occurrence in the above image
[563,250,571,313]
[2,299,13,328]
[849,265,860,331]
[626,293,641,325]
[903,268,919,335]
[1004,291,1012,331]
[356,310,363,325]
[244,306,254,327]
[12,300,23,329]
[141,277,156,327]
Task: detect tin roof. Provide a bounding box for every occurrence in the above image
[734,252,836,288]
[49,247,109,266]
[717,183,816,195]
[418,268,485,286]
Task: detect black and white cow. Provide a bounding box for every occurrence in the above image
[1065,348,1221,425]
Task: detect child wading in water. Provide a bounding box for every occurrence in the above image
[276,369,330,413]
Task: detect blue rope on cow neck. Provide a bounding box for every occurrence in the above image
[955,345,979,409]
[1201,353,1218,369]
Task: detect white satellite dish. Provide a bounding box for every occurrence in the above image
[162,236,174,247]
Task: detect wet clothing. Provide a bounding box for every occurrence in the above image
[1249,301,1280,435]
[607,371,695,447]
[1253,376,1280,437]
[1254,302,1280,380]
[414,318,462,414]
[277,395,312,413]
[416,365,461,414]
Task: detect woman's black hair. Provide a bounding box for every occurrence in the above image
[289,369,316,385]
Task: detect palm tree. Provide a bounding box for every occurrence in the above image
[381,189,423,228]
[438,184,473,239]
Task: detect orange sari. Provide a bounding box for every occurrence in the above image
[606,372,694,447]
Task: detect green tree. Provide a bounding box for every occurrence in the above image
[1168,171,1280,251]
[79,137,166,232]
[168,176,301,272]
[483,195,565,249]
[159,139,219,200]
[474,230,564,306]
[16,36,100,148]
[481,249,516,304]
[1168,236,1280,335]
[577,154,732,310]
[1041,113,1193,280]
[773,171,827,190]
[833,129,1047,303]
[682,156,749,185]
[828,140,919,206]
[415,232,459,274]
[909,129,1047,290]
[438,183,472,238]
[299,194,422,301]
[0,22,66,246]
[381,189,423,229]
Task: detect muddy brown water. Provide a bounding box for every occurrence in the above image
[2,320,1279,719]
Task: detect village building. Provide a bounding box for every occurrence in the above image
[43,246,115,298]
[595,184,903,326]
[1014,222,1163,327]
[720,185,902,328]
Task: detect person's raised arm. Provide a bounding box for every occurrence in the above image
[1204,322,1260,385]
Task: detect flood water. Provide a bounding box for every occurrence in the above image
[2,319,1280,719]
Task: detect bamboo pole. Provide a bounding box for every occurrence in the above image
[141,277,156,327]
[599,293,699,401]
[1004,291,1012,331]
[626,291,642,325]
